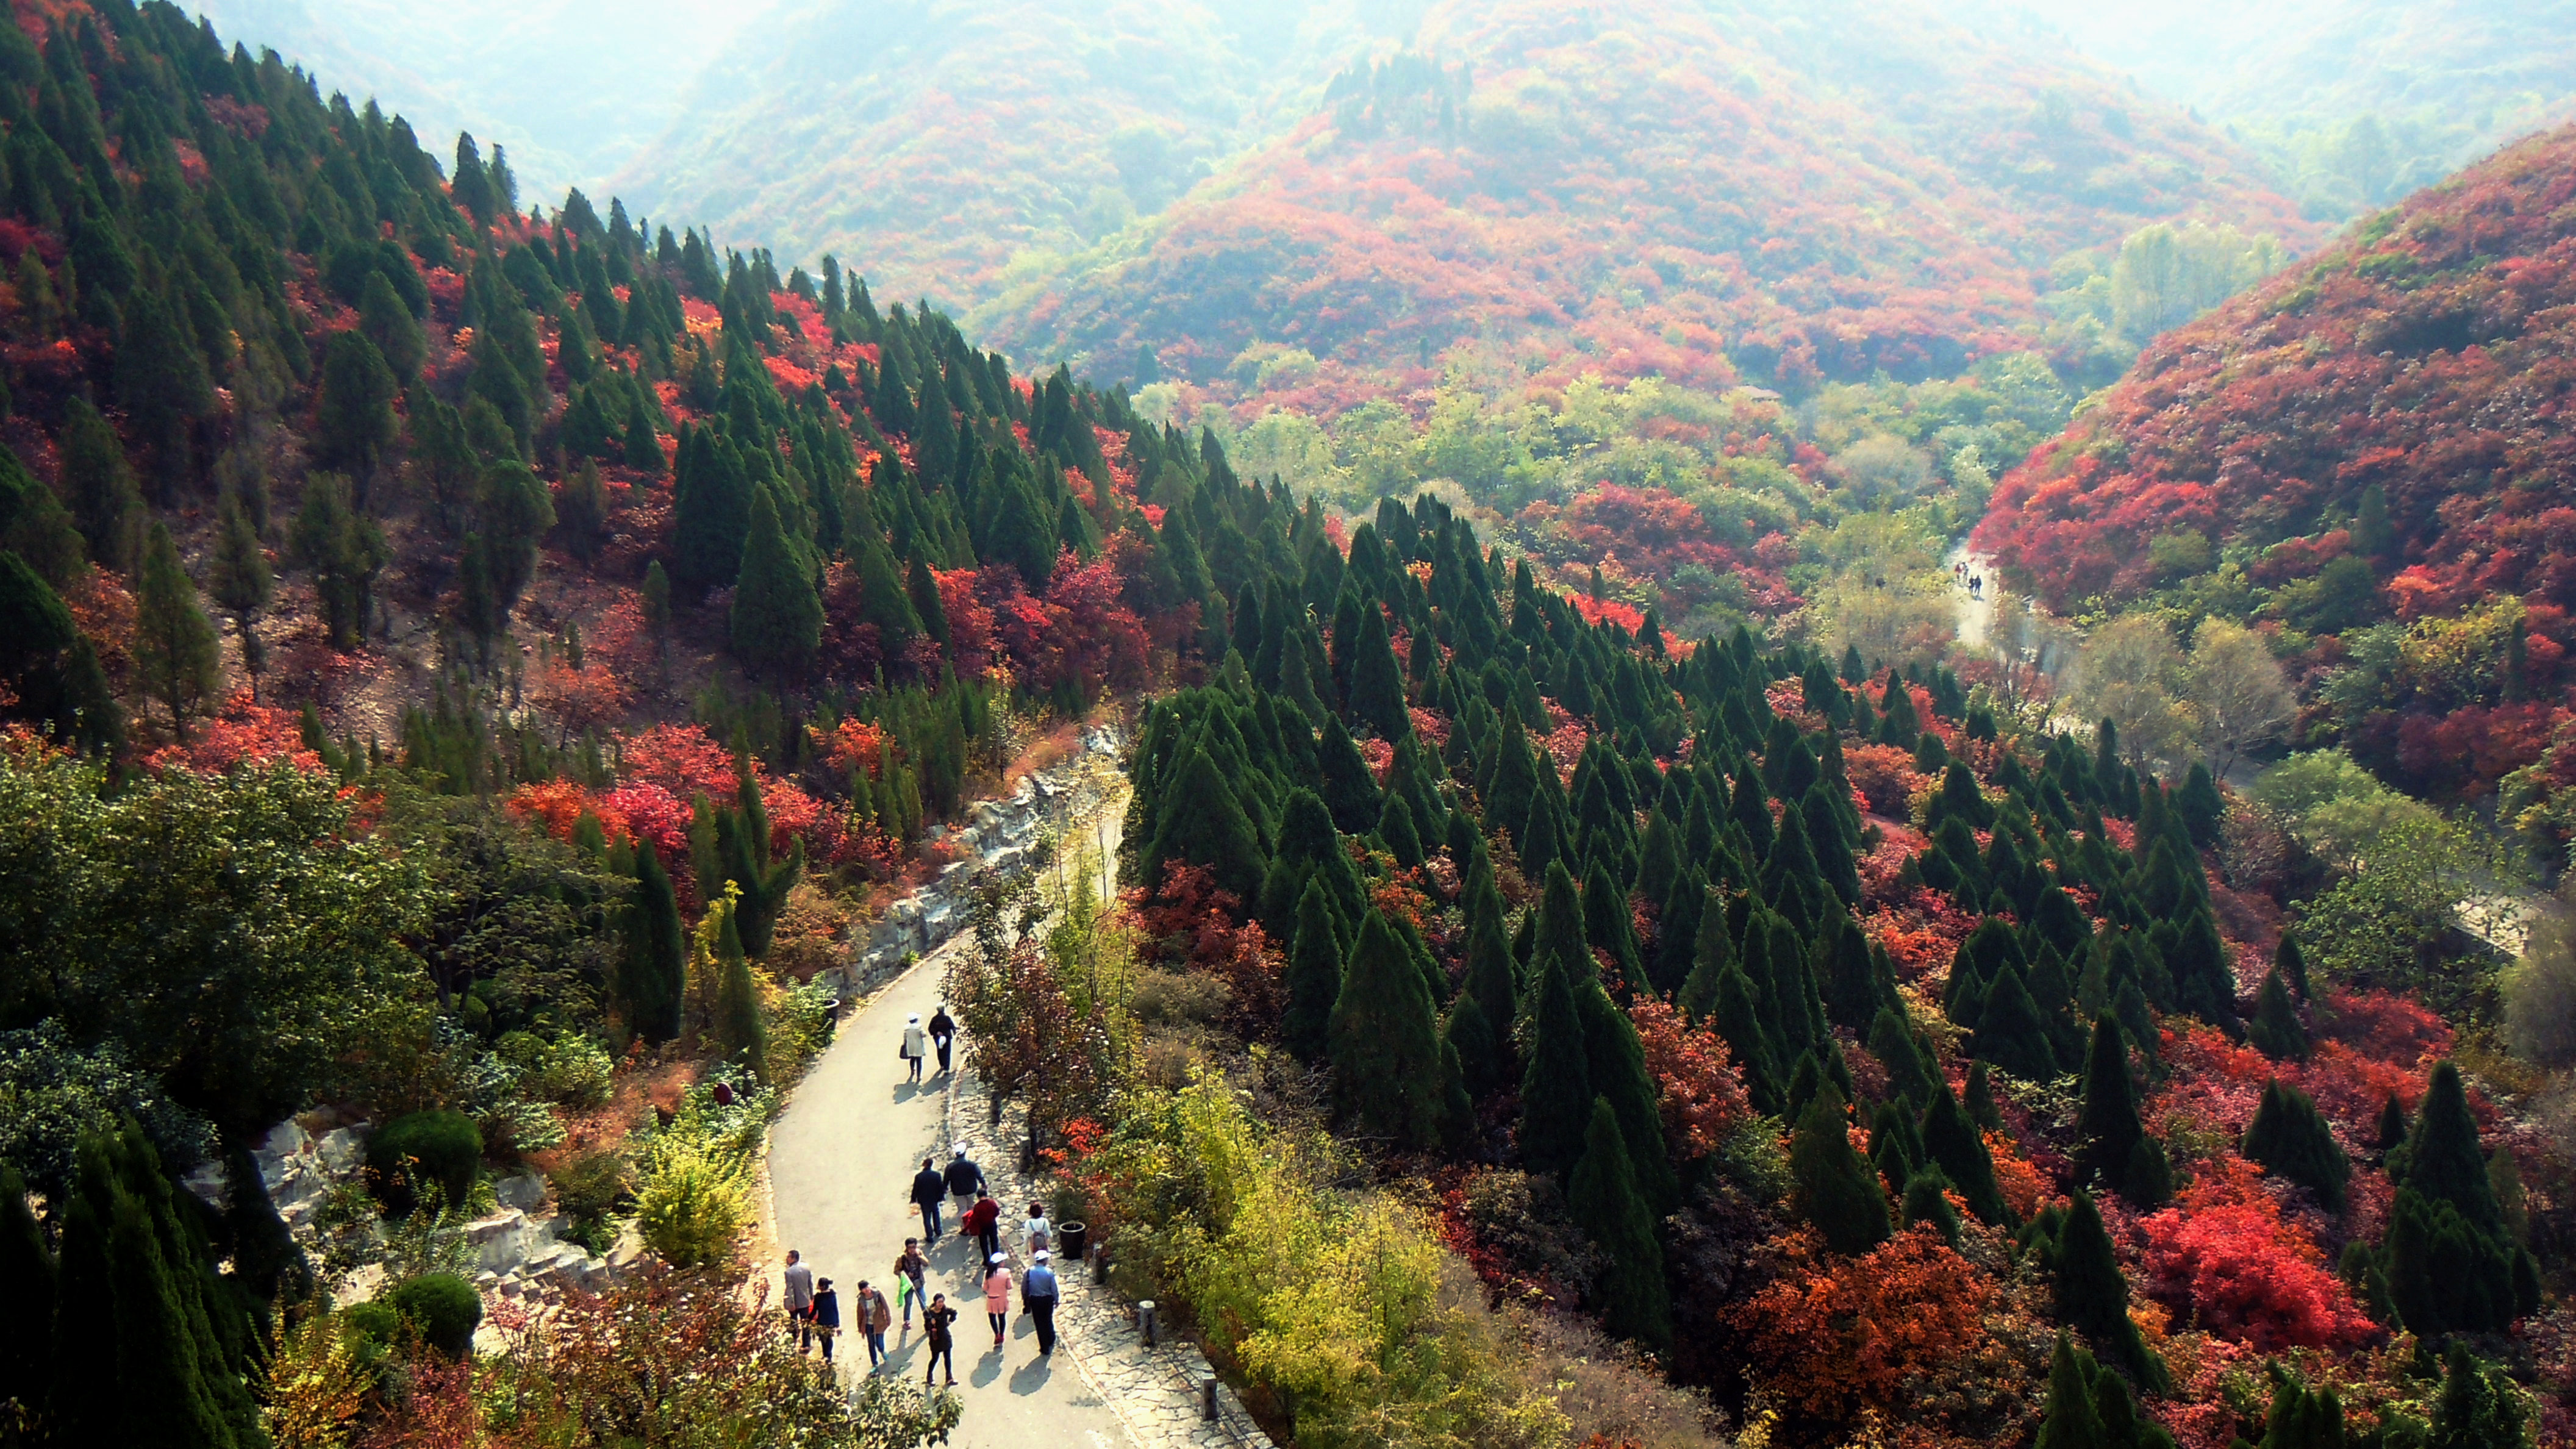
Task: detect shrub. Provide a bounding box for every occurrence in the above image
[549,1150,635,1250]
[388,1272,484,1358]
[635,1146,748,1267]
[535,1034,616,1107]
[366,1110,482,1218]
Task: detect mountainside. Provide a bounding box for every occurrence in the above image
[188,0,755,199]
[1942,0,2576,217]
[613,0,1384,307]
[1975,122,2576,842]
[968,0,2320,399]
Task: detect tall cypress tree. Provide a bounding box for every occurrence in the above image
[1921,1081,2011,1226]
[2053,1192,2167,1393]
[1345,598,1411,741]
[1790,1082,1889,1254]
[1519,866,1595,1181]
[2249,964,2308,1061]
[1459,868,1517,1076]
[710,899,767,1066]
[731,490,823,682]
[131,521,220,743]
[623,842,687,1042]
[1329,911,1445,1150]
[2075,1014,2144,1198]
[1568,1098,1672,1350]
[1143,747,1267,904]
[1282,879,1342,1062]
[2243,1080,2349,1213]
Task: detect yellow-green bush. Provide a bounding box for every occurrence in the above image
[635,1145,747,1268]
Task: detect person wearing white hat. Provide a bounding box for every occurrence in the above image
[982,1252,1013,1350]
[901,1014,928,1082]
[1023,1250,1060,1356]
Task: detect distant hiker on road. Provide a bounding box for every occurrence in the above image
[895,1239,928,1327]
[982,1253,1013,1349]
[923,1293,958,1386]
[966,1190,1003,1264]
[911,1157,948,1239]
[901,1012,928,1082]
[945,1146,986,1225]
[856,1279,891,1367]
[782,1250,815,1352]
[1024,1201,1052,1257]
[928,1004,957,1075]
[1023,1250,1060,1356]
[809,1277,840,1362]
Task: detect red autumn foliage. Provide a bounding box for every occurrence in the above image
[1730,1225,1995,1419]
[140,693,324,776]
[2138,1158,2378,1351]
[1629,996,1753,1160]
[1123,862,1286,1037]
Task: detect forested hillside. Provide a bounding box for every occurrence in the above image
[972,0,2317,398]
[1945,0,2576,219]
[1975,122,2576,868]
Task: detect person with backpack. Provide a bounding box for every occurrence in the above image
[1022,1251,1061,1356]
[921,1293,958,1386]
[808,1276,841,1363]
[928,1004,957,1075]
[1023,1201,1052,1258]
[910,1157,948,1239]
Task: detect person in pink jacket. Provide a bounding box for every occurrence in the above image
[982,1253,1012,1349]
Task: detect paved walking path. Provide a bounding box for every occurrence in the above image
[769,930,1137,1448]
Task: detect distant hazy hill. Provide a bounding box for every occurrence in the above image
[954,0,2316,395]
[1935,0,2576,216]
[188,0,760,199]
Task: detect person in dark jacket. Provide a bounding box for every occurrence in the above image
[855,1279,891,1367]
[943,1147,986,1228]
[809,1277,841,1362]
[928,1004,957,1075]
[922,1293,959,1386]
[910,1157,948,1239]
[1022,1251,1060,1356]
[965,1190,1003,1264]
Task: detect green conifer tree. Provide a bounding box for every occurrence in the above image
[1143,747,1268,904]
[1329,911,1445,1150]
[2249,965,2308,1061]
[131,521,220,743]
[731,490,823,682]
[2243,1080,2349,1214]
[2053,1192,2167,1393]
[1519,867,1596,1180]
[1921,1081,2011,1226]
[2076,1014,2144,1198]
[1568,1098,1672,1350]
[710,898,767,1066]
[315,329,401,479]
[2429,1340,2531,1449]
[1345,598,1411,741]
[1283,879,1343,1062]
[1791,1082,1889,1254]
[1460,868,1517,1076]
[1972,962,2059,1082]
[623,842,687,1042]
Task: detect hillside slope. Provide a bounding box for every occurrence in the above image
[1975,123,2576,837]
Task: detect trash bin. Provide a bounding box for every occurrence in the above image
[1059,1221,1088,1261]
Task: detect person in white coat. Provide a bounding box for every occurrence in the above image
[901,1014,928,1083]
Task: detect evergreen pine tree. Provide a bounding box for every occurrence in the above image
[2377,1093,2408,1155]
[1921,1081,2011,1226]
[60,398,141,573]
[1143,748,1267,904]
[2256,1373,2347,1449]
[1576,963,1681,1213]
[2277,932,2310,1001]
[1282,879,1342,1062]
[1568,1098,1672,1350]
[731,490,823,682]
[1329,911,1445,1150]
[1677,889,1734,1021]
[1315,714,1381,834]
[2164,906,2240,1034]
[2429,1340,2531,1449]
[2034,1334,2106,1449]
[1902,1166,1964,1248]
[1870,1007,1935,1105]
[131,521,220,743]
[623,842,687,1042]
[1378,792,1424,867]
[2076,1014,2144,1198]
[315,329,401,479]
[2053,1191,2168,1393]
[2249,965,2308,1061]
[1345,598,1411,740]
[1460,870,1517,1076]
[207,493,271,699]
[2175,762,2224,849]
[1519,866,1595,1180]
[2395,1062,2502,1231]
[2243,1080,2349,1212]
[907,548,950,648]
[1972,962,2059,1082]
[711,899,766,1066]
[1791,1082,1889,1254]
[1447,994,1501,1100]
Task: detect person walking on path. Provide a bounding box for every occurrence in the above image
[782,1250,816,1353]
[894,1239,928,1328]
[928,1004,957,1075]
[910,1158,948,1239]
[982,1253,1013,1350]
[855,1280,891,1367]
[922,1293,958,1386]
[1023,1202,1052,1258]
[809,1278,841,1363]
[965,1190,1003,1265]
[944,1147,986,1228]
[1022,1251,1060,1357]
[901,1013,928,1082]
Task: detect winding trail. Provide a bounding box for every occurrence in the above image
[767,789,1136,1448]
[1947,540,1995,651]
